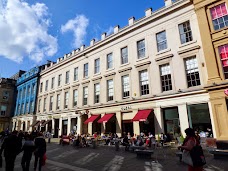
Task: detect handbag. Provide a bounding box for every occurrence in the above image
[190,145,206,167]
[182,150,193,166]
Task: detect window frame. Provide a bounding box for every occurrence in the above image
[64,91,69,109]
[139,70,150,96]
[121,47,128,64]
[51,77,55,89]
[74,67,79,81]
[107,53,113,69]
[137,39,145,59]
[107,79,114,101]
[156,31,167,52]
[73,89,78,107]
[94,58,100,74]
[94,83,100,103]
[84,63,89,78]
[122,75,130,98]
[65,71,70,84]
[83,86,88,105]
[58,74,62,86]
[178,21,193,44]
[160,64,173,92]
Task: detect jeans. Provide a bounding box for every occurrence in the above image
[5,155,16,171]
[34,155,43,171]
[21,153,32,171]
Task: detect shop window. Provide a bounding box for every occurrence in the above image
[210,3,228,30]
[187,103,212,137]
[219,44,228,79]
[163,107,180,140]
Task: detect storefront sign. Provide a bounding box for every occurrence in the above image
[224,89,228,96]
[121,105,132,111]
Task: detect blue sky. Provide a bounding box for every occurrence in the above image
[0,0,164,78]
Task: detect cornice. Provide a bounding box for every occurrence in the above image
[135,61,151,68]
[155,54,174,62]
[104,72,116,77]
[92,76,102,81]
[118,67,132,73]
[81,80,90,85]
[177,45,200,55]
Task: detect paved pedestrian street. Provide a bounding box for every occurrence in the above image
[2,141,228,171]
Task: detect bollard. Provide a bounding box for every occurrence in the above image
[115,140,119,151]
[92,140,96,149]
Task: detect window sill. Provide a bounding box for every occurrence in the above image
[94,72,101,76]
[73,80,79,83]
[120,63,130,67]
[156,48,171,56]
[83,76,89,80]
[210,27,228,35]
[136,56,149,62]
[179,40,197,48]
[106,68,115,72]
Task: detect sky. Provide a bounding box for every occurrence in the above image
[0,0,164,78]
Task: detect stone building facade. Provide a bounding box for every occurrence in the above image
[34,0,215,139]
[0,78,16,131]
[192,0,228,140]
[12,67,41,132]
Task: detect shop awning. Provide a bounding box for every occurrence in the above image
[84,115,100,124]
[97,113,114,123]
[41,120,51,127]
[132,109,152,121]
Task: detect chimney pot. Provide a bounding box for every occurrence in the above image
[128,17,135,26]
[90,39,95,46]
[145,8,152,17]
[101,33,106,40]
[114,25,120,34]
[165,0,172,7]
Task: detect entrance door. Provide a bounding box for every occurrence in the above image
[54,119,59,138]
[62,120,68,135]
[122,121,133,136]
[163,107,180,140]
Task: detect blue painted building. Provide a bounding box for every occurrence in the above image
[13,66,41,131]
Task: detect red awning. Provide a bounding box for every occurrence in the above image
[132,109,152,121]
[84,115,100,124]
[97,114,114,123]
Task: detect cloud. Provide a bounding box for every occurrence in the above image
[0,0,57,63]
[61,15,89,48]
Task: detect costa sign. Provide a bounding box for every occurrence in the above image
[224,89,228,96]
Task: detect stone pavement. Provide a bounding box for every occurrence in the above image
[1,140,228,171]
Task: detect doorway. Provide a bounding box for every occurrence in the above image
[54,119,59,138]
[122,120,133,136]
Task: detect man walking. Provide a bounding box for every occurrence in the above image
[0,131,22,171]
[34,132,46,171]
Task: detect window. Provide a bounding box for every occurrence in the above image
[121,47,128,64]
[38,99,41,112]
[94,58,100,74]
[156,31,167,52]
[17,104,20,115]
[139,70,149,95]
[185,57,201,87]
[50,96,53,111]
[51,77,55,89]
[83,87,88,105]
[32,84,36,95]
[40,83,43,92]
[2,91,9,101]
[219,44,228,79]
[45,80,48,91]
[26,102,29,113]
[137,39,145,59]
[21,103,24,114]
[94,83,100,103]
[64,92,69,108]
[58,74,62,86]
[73,90,78,107]
[30,101,34,113]
[107,79,114,101]
[122,75,130,98]
[179,21,193,44]
[160,64,172,91]
[107,53,113,69]
[27,86,30,96]
[0,105,7,116]
[84,63,88,78]
[43,98,47,112]
[57,94,60,110]
[74,67,78,81]
[210,3,228,30]
[65,71,70,84]
[23,88,26,98]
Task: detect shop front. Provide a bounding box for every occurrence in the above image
[98,113,116,134]
[84,115,101,134]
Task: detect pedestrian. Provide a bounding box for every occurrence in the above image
[178,128,203,171]
[34,132,46,171]
[21,134,36,171]
[0,130,22,171]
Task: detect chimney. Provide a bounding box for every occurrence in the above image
[145,8,152,17]
[128,17,135,26]
[165,0,172,7]
[64,54,67,59]
[90,39,95,46]
[80,45,85,51]
[76,48,80,53]
[101,32,106,40]
[72,50,76,55]
[114,25,120,34]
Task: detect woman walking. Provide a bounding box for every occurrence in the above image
[178,128,203,171]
